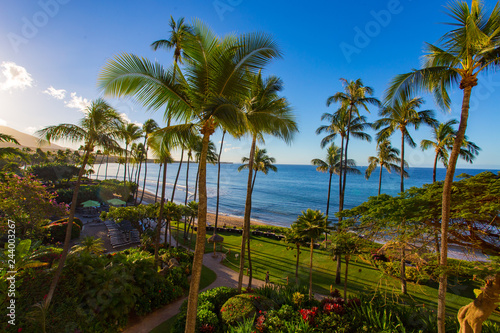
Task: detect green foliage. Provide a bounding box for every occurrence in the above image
[104,203,159,235]
[28,163,79,183]
[221,294,275,325]
[43,219,81,244]
[250,224,289,235]
[55,179,137,205]
[339,172,500,255]
[12,247,191,332]
[0,174,68,240]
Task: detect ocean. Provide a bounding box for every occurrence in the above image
[93,163,498,227]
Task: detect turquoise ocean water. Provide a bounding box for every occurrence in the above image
[94,163,498,227]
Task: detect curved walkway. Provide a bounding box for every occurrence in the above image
[123,252,266,333]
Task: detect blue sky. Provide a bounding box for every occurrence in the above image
[1,0,499,168]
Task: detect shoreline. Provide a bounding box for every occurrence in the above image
[137,187,269,228]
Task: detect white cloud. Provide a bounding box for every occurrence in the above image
[0,61,33,91]
[119,113,142,127]
[24,126,42,135]
[0,118,7,126]
[65,92,90,112]
[224,146,241,152]
[43,86,66,100]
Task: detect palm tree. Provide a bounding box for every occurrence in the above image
[326,79,380,212]
[148,129,175,267]
[311,143,359,217]
[375,97,436,193]
[385,2,500,327]
[237,73,297,290]
[37,98,123,307]
[214,130,226,231]
[99,20,281,333]
[316,111,370,285]
[421,120,481,183]
[365,140,408,195]
[294,209,330,299]
[151,16,192,65]
[283,226,309,285]
[375,97,435,294]
[137,119,159,203]
[119,122,143,186]
[238,147,278,194]
[0,133,25,160]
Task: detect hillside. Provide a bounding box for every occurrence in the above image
[0,126,71,152]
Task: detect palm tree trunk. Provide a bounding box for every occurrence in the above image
[45,146,92,307]
[238,135,256,292]
[378,164,383,195]
[154,157,168,268]
[295,245,300,285]
[194,164,200,202]
[250,164,257,190]
[344,255,350,300]
[335,136,345,285]
[135,156,143,204]
[341,107,354,211]
[185,155,191,205]
[123,144,128,184]
[96,154,104,180]
[433,152,438,183]
[155,163,162,203]
[116,161,120,179]
[247,233,253,288]
[400,236,407,294]
[215,131,226,229]
[437,84,473,333]
[171,149,184,202]
[185,123,213,333]
[400,131,405,193]
[104,154,109,180]
[326,172,332,216]
[309,239,314,300]
[139,144,149,203]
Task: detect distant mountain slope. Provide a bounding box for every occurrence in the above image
[0,126,71,151]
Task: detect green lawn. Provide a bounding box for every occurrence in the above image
[171,222,499,322]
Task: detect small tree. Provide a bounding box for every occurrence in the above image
[294,209,330,299]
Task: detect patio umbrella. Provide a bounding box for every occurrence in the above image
[107,198,126,206]
[81,200,100,208]
[208,234,224,256]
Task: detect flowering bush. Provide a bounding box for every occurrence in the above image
[299,306,318,325]
[0,174,68,240]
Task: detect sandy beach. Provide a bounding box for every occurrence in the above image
[137,187,269,228]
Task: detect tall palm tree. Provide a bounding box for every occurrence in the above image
[37,99,123,307]
[316,111,370,284]
[238,147,278,194]
[99,20,281,333]
[375,97,435,295]
[311,143,359,217]
[375,97,436,193]
[148,129,175,267]
[119,122,143,186]
[365,139,408,195]
[421,120,480,183]
[139,119,159,203]
[326,79,380,212]
[294,209,330,299]
[385,2,500,327]
[214,130,226,231]
[237,73,297,290]
[151,16,192,65]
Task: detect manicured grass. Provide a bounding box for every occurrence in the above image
[171,222,499,322]
[149,264,217,333]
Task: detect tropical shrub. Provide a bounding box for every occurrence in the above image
[12,247,190,333]
[220,294,275,325]
[28,163,79,183]
[43,219,81,243]
[0,174,68,240]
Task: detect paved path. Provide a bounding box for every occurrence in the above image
[123,252,266,333]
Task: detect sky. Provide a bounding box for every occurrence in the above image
[1,0,500,169]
